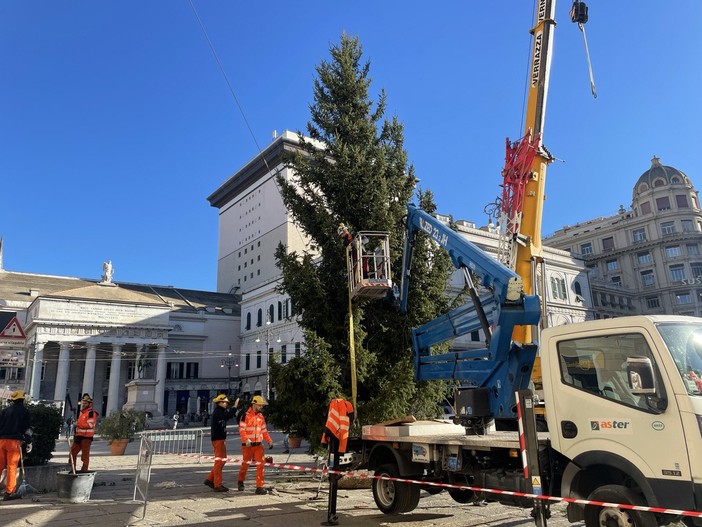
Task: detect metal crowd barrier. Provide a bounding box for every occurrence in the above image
[139,428,204,464]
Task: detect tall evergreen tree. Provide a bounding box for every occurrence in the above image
[269,34,455,443]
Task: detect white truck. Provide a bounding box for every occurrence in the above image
[345,204,702,527]
[356,315,702,527]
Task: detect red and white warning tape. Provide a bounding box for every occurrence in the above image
[158,451,702,518]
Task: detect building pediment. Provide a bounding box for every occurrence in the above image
[46,284,163,305]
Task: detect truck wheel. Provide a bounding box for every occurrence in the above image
[584,485,657,527]
[448,488,476,504]
[372,464,420,514]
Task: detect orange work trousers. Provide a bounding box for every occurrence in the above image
[70,437,93,472]
[206,439,228,488]
[238,444,265,488]
[0,439,21,494]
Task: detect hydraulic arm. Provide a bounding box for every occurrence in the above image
[400,204,541,419]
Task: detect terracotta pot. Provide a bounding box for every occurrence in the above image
[109,438,129,455]
[287,434,302,449]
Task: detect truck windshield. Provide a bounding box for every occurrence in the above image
[656,322,702,395]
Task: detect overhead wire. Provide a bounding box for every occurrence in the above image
[187,0,339,253]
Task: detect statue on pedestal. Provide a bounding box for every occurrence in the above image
[101,260,114,284]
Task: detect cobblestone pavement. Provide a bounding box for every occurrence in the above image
[0,430,582,527]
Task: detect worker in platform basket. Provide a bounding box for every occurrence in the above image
[0,390,32,500]
[70,394,99,473]
[237,395,273,495]
[204,393,239,492]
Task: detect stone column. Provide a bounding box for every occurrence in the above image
[82,343,97,398]
[107,344,122,416]
[29,342,45,400]
[53,342,71,402]
[155,344,167,415]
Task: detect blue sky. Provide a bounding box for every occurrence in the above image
[1,1,700,291]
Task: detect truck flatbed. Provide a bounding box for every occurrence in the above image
[362,419,549,450]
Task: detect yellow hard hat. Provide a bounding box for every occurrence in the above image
[81,394,93,403]
[251,395,268,406]
[10,390,25,401]
[213,394,229,403]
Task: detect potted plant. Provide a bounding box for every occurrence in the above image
[287,431,302,449]
[96,409,147,455]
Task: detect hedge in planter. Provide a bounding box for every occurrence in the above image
[25,404,63,466]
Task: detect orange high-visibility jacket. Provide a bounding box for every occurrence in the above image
[239,408,272,444]
[75,407,99,437]
[321,398,354,453]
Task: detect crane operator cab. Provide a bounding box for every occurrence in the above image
[338,226,392,300]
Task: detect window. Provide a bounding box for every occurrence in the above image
[295,342,301,358]
[606,259,619,272]
[646,296,660,309]
[471,330,480,342]
[665,246,682,258]
[268,304,274,324]
[691,263,702,280]
[656,196,671,211]
[167,362,186,379]
[682,219,694,232]
[557,332,659,411]
[661,222,676,235]
[637,252,652,265]
[245,354,250,370]
[602,237,615,251]
[640,270,655,287]
[676,195,690,208]
[186,362,199,379]
[0,368,24,381]
[632,228,647,242]
[611,275,622,286]
[688,244,700,256]
[580,242,593,255]
[586,263,599,279]
[256,350,262,369]
[670,264,686,282]
[278,301,283,321]
[257,309,263,327]
[675,292,692,304]
[573,281,583,296]
[550,276,568,301]
[281,345,287,364]
[245,313,251,331]
[640,201,652,215]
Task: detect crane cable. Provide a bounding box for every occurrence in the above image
[576,21,597,98]
[570,1,597,98]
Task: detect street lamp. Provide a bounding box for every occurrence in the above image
[255,321,281,400]
[220,352,237,396]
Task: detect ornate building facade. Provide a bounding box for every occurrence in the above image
[0,264,240,417]
[546,157,702,318]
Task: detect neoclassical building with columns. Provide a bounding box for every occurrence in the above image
[0,261,240,417]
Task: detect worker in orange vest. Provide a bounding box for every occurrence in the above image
[0,390,31,500]
[70,394,99,472]
[237,395,273,495]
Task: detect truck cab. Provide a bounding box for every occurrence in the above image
[541,315,702,525]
